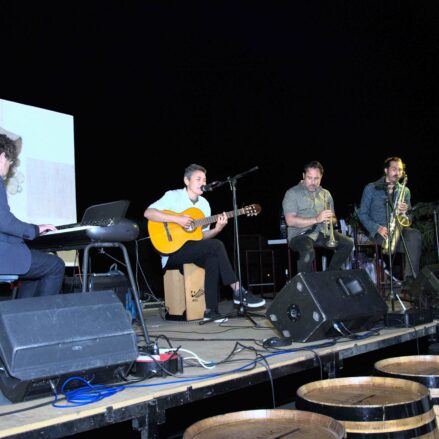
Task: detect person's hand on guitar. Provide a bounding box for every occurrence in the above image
[214,212,228,232]
[178,214,195,231]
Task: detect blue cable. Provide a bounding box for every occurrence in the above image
[52,339,336,408]
[52,377,126,408]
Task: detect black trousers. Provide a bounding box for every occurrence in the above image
[289,231,354,273]
[374,227,422,278]
[166,239,238,312]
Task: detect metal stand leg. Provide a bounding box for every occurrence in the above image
[81,242,151,346]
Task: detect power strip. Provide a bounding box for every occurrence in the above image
[132,349,183,378]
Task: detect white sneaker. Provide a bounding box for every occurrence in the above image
[233,290,266,308]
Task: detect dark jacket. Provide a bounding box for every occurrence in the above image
[0,178,39,274]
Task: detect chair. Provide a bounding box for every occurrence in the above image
[354,241,383,281]
[245,249,276,298]
[163,264,206,320]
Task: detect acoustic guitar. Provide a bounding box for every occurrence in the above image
[148,204,261,254]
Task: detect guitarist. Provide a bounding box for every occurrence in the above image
[144,163,265,320]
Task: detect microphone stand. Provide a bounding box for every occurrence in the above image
[202,166,264,327]
[434,206,439,263]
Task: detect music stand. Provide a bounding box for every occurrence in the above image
[201,166,265,327]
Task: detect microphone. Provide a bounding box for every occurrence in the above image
[201,181,220,192]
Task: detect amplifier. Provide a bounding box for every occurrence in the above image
[63,272,136,319]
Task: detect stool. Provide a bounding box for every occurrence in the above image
[287,244,328,278]
[163,264,206,320]
[0,275,19,300]
[354,241,385,297]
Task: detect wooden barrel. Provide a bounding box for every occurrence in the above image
[375,356,439,428]
[296,376,439,438]
[183,409,346,438]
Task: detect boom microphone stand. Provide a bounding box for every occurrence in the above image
[202,166,264,327]
[434,205,439,263]
[385,190,416,312]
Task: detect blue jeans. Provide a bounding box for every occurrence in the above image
[16,250,65,298]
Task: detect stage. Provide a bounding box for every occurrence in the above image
[0,297,437,438]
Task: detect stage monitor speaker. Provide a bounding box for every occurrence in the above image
[266,269,388,343]
[410,264,439,310]
[0,291,138,402]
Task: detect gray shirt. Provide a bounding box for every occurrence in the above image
[282,181,334,241]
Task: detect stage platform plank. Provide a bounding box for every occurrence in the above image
[0,300,437,438]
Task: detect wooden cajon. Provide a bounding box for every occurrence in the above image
[163,263,206,320]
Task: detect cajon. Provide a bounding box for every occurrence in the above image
[163,264,206,320]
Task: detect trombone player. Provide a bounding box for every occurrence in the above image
[357,157,422,287]
[282,160,354,273]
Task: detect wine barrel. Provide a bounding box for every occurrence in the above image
[375,356,439,427]
[296,376,438,438]
[183,409,346,438]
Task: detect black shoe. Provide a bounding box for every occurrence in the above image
[233,290,266,308]
[203,309,228,323]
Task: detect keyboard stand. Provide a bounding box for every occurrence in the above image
[81,242,151,347]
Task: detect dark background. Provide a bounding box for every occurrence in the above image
[1,4,438,436]
[2,2,439,290]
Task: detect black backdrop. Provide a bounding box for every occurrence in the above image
[2,2,438,291]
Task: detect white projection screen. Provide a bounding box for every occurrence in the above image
[0,98,76,226]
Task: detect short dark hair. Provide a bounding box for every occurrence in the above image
[184,163,206,180]
[0,134,17,162]
[303,160,324,174]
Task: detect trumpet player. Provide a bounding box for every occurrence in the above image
[282,161,354,273]
[357,157,421,286]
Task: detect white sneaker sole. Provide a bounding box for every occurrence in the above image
[233,299,266,308]
[203,316,228,323]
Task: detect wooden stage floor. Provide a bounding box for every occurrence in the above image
[0,297,437,438]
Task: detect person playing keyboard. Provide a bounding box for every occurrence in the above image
[0,134,65,298]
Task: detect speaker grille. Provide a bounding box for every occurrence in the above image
[0,291,137,381]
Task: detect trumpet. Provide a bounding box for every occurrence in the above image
[323,196,338,248]
[326,211,338,248]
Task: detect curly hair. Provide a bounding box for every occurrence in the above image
[0,133,17,162]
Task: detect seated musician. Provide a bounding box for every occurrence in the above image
[144,163,265,320]
[0,134,65,298]
[357,157,421,287]
[282,160,354,273]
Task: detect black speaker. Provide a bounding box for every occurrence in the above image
[266,269,388,342]
[411,264,439,311]
[63,272,137,320]
[0,291,138,402]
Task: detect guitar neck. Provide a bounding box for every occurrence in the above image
[195,208,246,228]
